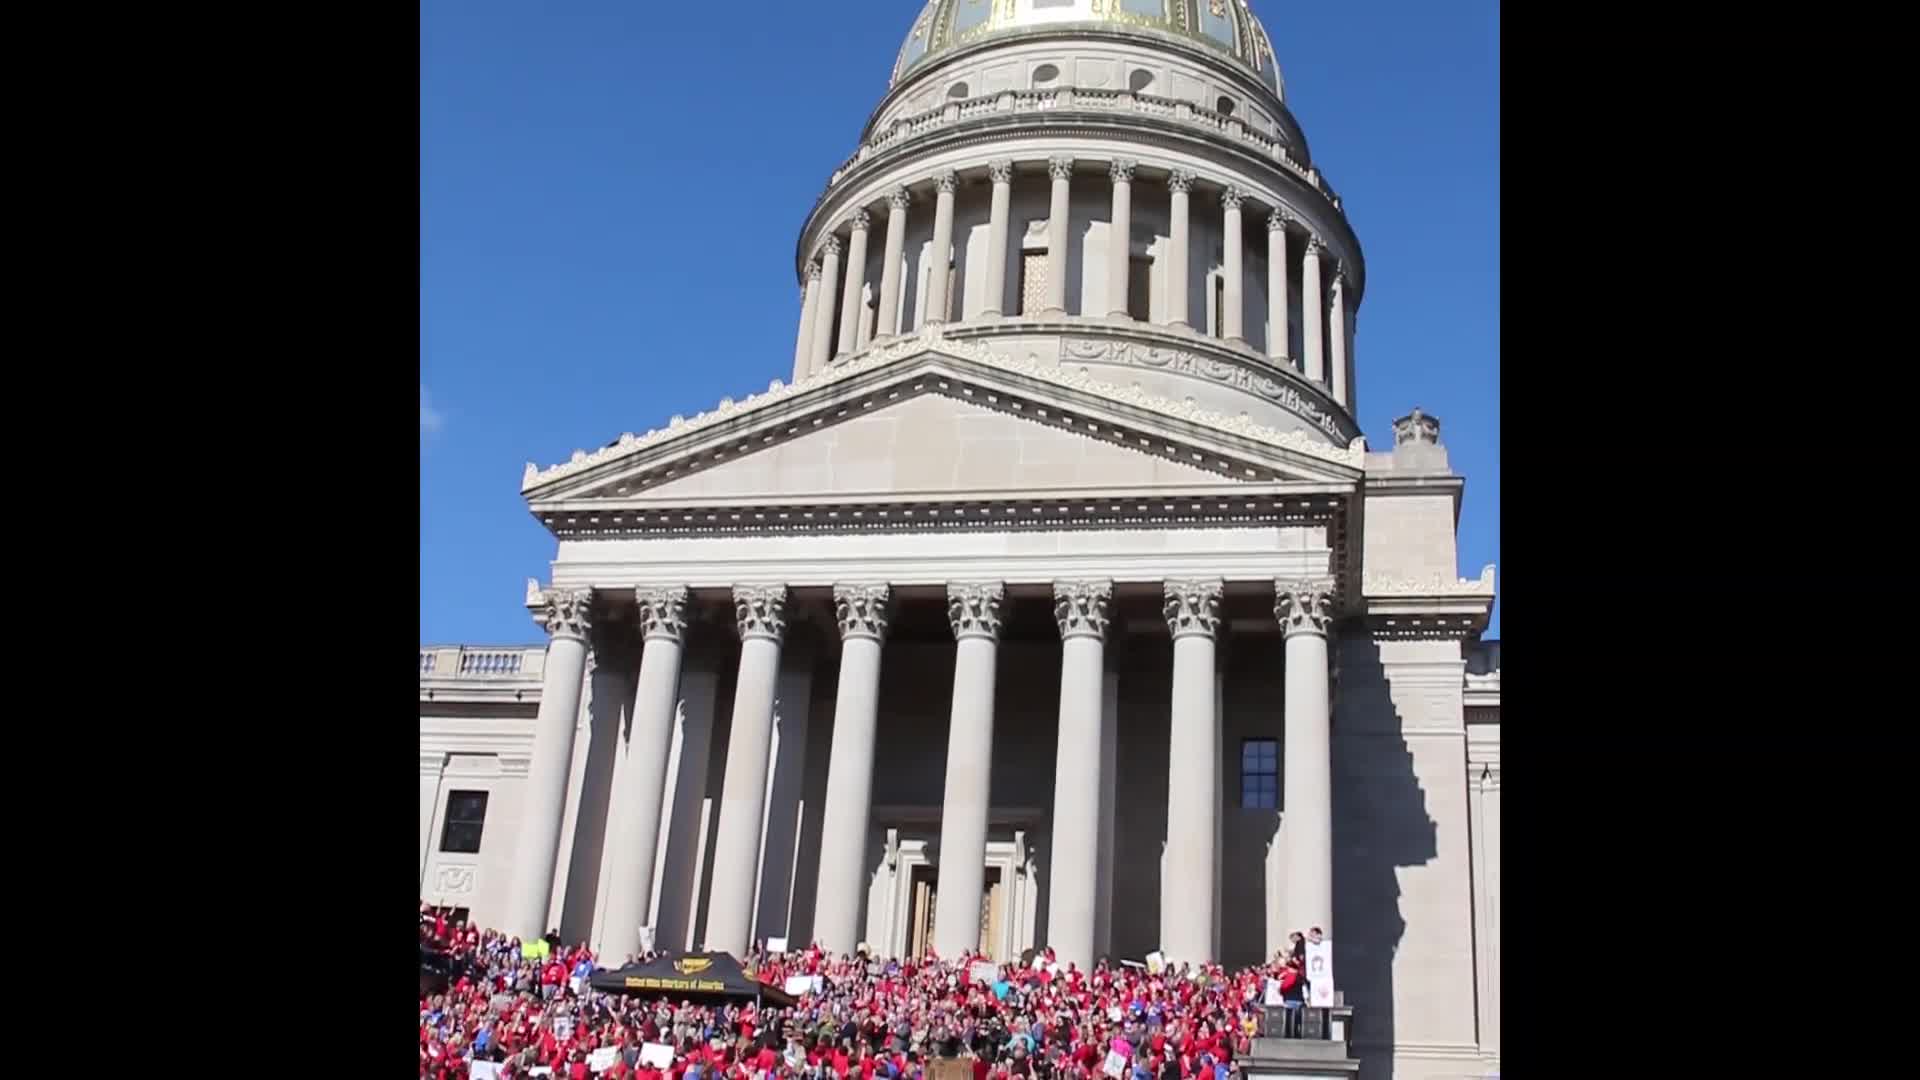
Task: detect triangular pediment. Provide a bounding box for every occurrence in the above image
[523,333,1364,510]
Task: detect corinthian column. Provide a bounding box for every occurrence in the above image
[1167,171,1193,328]
[933,582,1004,959]
[1044,157,1073,316]
[812,584,892,955]
[1329,268,1350,408]
[1221,188,1245,343]
[837,210,872,358]
[1302,238,1326,384]
[1107,160,1135,319]
[1047,580,1112,969]
[1267,209,1292,364]
[1161,579,1223,962]
[596,587,689,960]
[983,161,1013,319]
[504,587,594,940]
[876,186,910,340]
[703,585,789,955]
[808,238,843,379]
[1276,581,1335,936]
[925,169,958,325]
[793,263,822,383]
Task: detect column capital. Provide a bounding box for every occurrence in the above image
[1109,158,1136,184]
[1220,186,1246,211]
[988,159,1015,184]
[732,585,790,643]
[947,582,1005,641]
[834,583,893,642]
[1305,236,1328,259]
[1275,580,1336,638]
[1047,156,1075,181]
[804,259,823,282]
[934,168,959,194]
[1333,266,1352,292]
[635,586,691,643]
[820,235,843,260]
[847,208,871,233]
[887,185,912,211]
[533,587,594,642]
[1163,579,1223,639]
[1053,580,1113,641]
[1167,169,1195,195]
[1268,207,1296,232]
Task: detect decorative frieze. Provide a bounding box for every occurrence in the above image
[1163,579,1224,639]
[533,587,594,642]
[834,583,893,642]
[635,586,691,643]
[732,585,789,642]
[947,582,1005,641]
[1058,337,1349,441]
[1363,565,1495,596]
[1275,580,1336,638]
[1053,580,1113,641]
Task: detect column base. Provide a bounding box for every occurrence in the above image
[979,309,1003,321]
[1041,307,1068,319]
[1106,311,1133,322]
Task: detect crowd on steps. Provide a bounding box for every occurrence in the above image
[421,903,1329,1080]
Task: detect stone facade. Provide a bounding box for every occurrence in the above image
[420,5,1498,1078]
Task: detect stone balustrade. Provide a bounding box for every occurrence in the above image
[821,86,1339,211]
[419,645,546,680]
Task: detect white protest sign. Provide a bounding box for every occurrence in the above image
[639,926,656,954]
[1103,1052,1128,1078]
[641,1043,677,1069]
[969,961,999,984]
[588,1048,620,1073]
[553,1015,575,1040]
[767,937,789,954]
[1145,951,1165,976]
[530,1070,554,1078]
[785,975,822,996]
[471,1064,503,1080]
[1305,941,1335,1008]
[1262,978,1282,1006]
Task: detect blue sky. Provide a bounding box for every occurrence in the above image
[421,0,1499,644]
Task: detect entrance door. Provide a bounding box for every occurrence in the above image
[978,867,1004,959]
[904,866,1006,959]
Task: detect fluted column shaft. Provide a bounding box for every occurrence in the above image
[1302,240,1326,384]
[703,586,789,954]
[504,588,594,940]
[1277,582,1335,937]
[812,585,892,955]
[1267,211,1292,363]
[1107,160,1135,318]
[1047,581,1111,969]
[876,187,910,339]
[596,588,689,960]
[837,211,872,357]
[1167,172,1193,328]
[1329,270,1350,408]
[793,264,822,383]
[925,170,958,325]
[983,162,1013,319]
[808,239,843,378]
[1161,579,1223,962]
[1221,189,1245,343]
[1045,157,1073,316]
[932,582,1004,959]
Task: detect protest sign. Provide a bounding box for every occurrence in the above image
[1305,941,1335,1008]
[471,1064,502,1080]
[968,960,998,984]
[1103,1053,1128,1078]
[588,1048,620,1073]
[641,1044,676,1069]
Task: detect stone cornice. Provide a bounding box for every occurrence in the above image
[521,325,1363,496]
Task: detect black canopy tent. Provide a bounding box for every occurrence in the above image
[588,952,798,1007]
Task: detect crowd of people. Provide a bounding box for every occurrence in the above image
[421,902,1331,1080]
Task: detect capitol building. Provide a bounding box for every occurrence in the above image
[420,3,1499,1077]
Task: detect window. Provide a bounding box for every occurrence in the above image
[1216,96,1237,117]
[1212,275,1226,337]
[1031,63,1061,87]
[1128,69,1156,94]
[1241,739,1278,809]
[440,790,489,853]
[1019,251,1048,316]
[1127,255,1152,321]
[948,81,970,99]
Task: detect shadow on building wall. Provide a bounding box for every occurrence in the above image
[1334,635,1440,1080]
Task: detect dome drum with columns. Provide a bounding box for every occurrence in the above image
[425,7,1499,1080]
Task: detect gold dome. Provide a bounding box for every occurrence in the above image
[893,0,1282,96]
